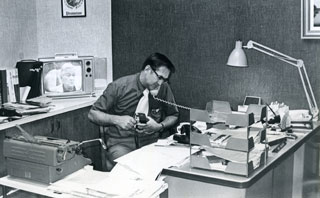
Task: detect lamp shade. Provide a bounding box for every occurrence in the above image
[227,41,248,67]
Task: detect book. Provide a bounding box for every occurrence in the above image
[7,69,20,103]
[0,69,20,104]
[0,70,8,104]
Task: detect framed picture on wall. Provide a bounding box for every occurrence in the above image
[61,0,86,18]
[302,0,320,38]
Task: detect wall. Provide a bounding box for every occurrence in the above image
[0,0,38,68]
[112,0,238,120]
[112,0,320,121]
[0,1,112,194]
[36,0,113,83]
[238,0,320,114]
[0,0,112,82]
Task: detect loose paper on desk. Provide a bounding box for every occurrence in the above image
[203,144,265,169]
[203,126,260,140]
[114,142,193,180]
[19,86,31,102]
[289,109,312,122]
[48,165,166,198]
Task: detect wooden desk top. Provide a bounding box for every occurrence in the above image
[161,122,320,188]
[0,96,97,131]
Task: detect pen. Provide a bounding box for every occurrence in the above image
[265,103,277,116]
[267,131,283,135]
[272,141,287,153]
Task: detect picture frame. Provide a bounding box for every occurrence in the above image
[61,0,86,18]
[302,0,320,39]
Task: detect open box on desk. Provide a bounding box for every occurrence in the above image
[189,102,268,177]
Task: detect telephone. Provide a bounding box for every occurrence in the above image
[134,113,149,124]
[173,122,202,144]
[152,95,201,144]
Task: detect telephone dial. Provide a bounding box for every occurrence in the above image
[173,122,202,144]
[151,95,202,144]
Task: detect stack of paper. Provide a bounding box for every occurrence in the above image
[49,140,193,197]
[48,166,167,198]
[2,102,51,115]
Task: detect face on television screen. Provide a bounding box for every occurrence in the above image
[42,60,83,94]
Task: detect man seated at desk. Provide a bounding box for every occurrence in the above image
[88,53,179,171]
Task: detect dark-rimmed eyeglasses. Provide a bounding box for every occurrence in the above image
[150,67,170,83]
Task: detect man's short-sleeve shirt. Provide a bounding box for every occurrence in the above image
[91,73,179,138]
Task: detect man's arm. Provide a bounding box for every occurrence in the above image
[136,114,178,134]
[88,108,137,130]
[158,115,178,131]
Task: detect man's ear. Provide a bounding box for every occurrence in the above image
[144,65,151,71]
[144,65,153,74]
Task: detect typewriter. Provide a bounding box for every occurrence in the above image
[3,129,93,184]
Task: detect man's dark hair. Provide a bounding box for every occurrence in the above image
[142,52,175,73]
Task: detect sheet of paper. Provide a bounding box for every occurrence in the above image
[20,86,31,102]
[114,144,192,180]
[203,126,260,139]
[203,144,265,165]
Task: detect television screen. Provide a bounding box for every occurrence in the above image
[42,60,83,95]
[39,55,94,99]
[243,96,261,105]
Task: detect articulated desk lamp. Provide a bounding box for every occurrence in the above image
[226,40,319,121]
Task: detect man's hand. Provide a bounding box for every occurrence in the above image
[115,115,137,130]
[136,116,162,134]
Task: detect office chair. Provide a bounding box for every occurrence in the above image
[99,126,109,171]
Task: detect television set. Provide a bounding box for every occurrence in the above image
[243,96,261,106]
[38,53,94,99]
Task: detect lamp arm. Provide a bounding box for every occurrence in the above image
[299,63,319,120]
[245,40,300,68]
[245,40,319,120]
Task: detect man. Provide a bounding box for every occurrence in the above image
[44,63,80,93]
[60,63,78,92]
[88,53,179,171]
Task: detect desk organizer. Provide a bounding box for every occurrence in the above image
[189,102,268,177]
[190,126,265,152]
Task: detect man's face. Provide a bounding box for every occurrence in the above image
[61,67,76,91]
[145,65,170,94]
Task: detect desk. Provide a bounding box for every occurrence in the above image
[161,123,320,198]
[0,97,101,196]
[0,176,65,198]
[0,97,97,131]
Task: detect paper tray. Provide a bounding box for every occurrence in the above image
[190,150,267,177]
[190,127,266,152]
[190,132,255,152]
